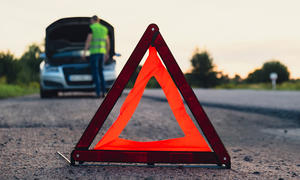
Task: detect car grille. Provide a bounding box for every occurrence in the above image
[43,80,64,88]
[63,66,94,86]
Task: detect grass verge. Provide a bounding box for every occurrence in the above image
[216,81,300,91]
[0,82,39,99]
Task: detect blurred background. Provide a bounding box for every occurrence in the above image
[0,0,300,98]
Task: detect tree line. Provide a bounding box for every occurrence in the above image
[185,49,291,87]
[0,44,42,84]
[128,48,291,88]
[0,44,292,88]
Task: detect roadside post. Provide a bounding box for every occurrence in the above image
[270,72,278,90]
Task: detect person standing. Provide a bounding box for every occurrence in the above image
[83,15,110,98]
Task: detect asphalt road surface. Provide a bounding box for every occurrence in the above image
[0,89,299,179]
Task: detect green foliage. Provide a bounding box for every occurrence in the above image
[146,77,160,88]
[0,51,21,84]
[191,51,213,74]
[19,44,43,83]
[126,65,160,88]
[247,60,290,83]
[216,82,271,90]
[278,80,300,90]
[185,49,219,88]
[0,82,39,99]
[261,61,290,83]
[0,43,42,84]
[0,43,42,98]
[216,80,300,90]
[127,49,227,89]
[246,69,264,83]
[126,66,142,88]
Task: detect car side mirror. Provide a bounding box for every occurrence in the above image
[114,53,121,57]
[39,53,46,59]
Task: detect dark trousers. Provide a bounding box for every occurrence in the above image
[90,53,106,96]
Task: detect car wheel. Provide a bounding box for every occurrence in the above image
[51,91,58,97]
[40,87,58,98]
[40,87,49,98]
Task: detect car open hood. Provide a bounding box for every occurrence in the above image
[45,17,115,64]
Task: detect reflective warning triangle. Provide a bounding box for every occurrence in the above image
[94,46,210,152]
[71,24,231,168]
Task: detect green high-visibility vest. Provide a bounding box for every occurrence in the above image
[89,23,108,54]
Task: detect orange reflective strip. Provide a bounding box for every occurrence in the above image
[94,47,211,151]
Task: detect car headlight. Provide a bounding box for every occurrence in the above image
[45,65,59,73]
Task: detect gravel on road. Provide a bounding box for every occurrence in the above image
[0,89,299,179]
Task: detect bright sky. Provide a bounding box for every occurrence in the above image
[1,0,300,78]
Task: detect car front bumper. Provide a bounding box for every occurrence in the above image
[40,63,116,91]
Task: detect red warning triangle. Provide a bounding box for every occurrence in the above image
[71,24,231,168]
[94,46,210,152]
